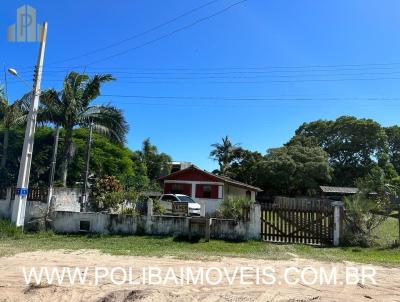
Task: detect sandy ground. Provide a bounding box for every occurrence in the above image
[0,250,399,302]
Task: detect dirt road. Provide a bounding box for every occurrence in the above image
[0,250,399,301]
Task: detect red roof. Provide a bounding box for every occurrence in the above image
[160,165,262,192]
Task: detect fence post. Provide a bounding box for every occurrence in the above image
[332,201,344,246]
[147,198,153,218]
[249,203,261,240]
[6,187,12,202]
[205,215,211,242]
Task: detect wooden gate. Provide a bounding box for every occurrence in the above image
[261,198,334,245]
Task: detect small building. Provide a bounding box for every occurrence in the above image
[160,165,262,214]
[170,161,192,174]
[319,185,358,201]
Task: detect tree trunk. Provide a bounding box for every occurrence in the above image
[60,128,73,187]
[1,130,9,168]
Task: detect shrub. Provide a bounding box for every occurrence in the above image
[120,207,137,216]
[216,196,251,220]
[343,194,390,247]
[90,176,123,212]
[153,199,166,215]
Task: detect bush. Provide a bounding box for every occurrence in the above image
[153,199,166,215]
[120,207,137,216]
[90,176,124,212]
[343,194,390,247]
[216,196,251,220]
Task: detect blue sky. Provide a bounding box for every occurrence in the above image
[1,0,400,171]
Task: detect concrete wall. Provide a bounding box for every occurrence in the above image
[0,187,81,222]
[51,203,262,241]
[51,212,205,238]
[51,187,81,212]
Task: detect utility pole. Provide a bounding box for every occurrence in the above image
[11,22,48,227]
[46,125,60,215]
[82,121,94,212]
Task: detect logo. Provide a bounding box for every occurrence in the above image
[7,5,43,42]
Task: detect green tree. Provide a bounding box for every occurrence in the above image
[133,138,171,182]
[39,72,128,186]
[0,92,27,168]
[385,126,400,174]
[291,116,389,185]
[0,127,55,186]
[228,149,265,187]
[66,128,134,186]
[210,136,240,175]
[261,144,332,196]
[0,127,136,187]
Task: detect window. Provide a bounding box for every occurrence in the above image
[171,184,184,194]
[161,195,179,202]
[203,185,211,198]
[177,195,196,203]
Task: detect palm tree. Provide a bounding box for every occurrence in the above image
[40,72,128,186]
[0,88,27,168]
[210,136,240,175]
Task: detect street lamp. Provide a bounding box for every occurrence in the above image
[7,68,32,88]
[7,68,17,76]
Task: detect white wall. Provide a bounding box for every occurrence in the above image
[195,198,223,215]
[51,206,262,241]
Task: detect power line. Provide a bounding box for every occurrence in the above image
[56,0,249,68]
[46,0,221,66]
[9,75,400,85]
[17,60,400,73]
[28,70,400,80]
[94,100,400,109]
[99,94,400,101]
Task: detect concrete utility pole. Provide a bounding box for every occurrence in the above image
[82,121,94,212]
[11,22,48,227]
[46,125,60,215]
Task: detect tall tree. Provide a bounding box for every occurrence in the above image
[40,72,128,186]
[261,144,332,196]
[385,126,400,174]
[210,136,240,175]
[133,138,171,181]
[228,149,265,186]
[290,116,389,185]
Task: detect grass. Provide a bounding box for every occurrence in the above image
[372,216,399,247]
[0,220,399,265]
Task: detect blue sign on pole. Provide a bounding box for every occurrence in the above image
[16,188,28,197]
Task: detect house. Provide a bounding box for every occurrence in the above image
[160,165,262,214]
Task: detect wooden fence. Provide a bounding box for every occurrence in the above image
[261,199,334,245]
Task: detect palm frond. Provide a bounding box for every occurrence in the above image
[81,74,115,107]
[77,104,128,144]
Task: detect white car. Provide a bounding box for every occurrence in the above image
[159,194,202,216]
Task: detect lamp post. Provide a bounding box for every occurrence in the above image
[9,22,48,227]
